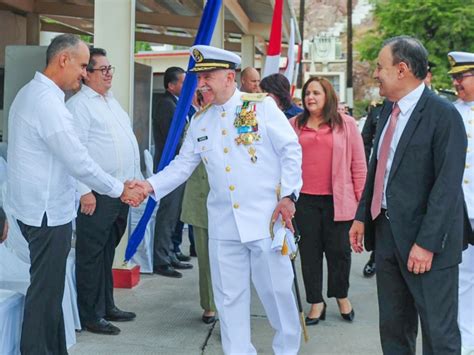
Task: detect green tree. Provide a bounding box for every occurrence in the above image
[135,41,152,53]
[357,0,474,89]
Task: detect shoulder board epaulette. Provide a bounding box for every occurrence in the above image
[240,93,268,102]
[193,103,213,119]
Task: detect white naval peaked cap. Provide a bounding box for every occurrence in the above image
[448,51,474,74]
[189,45,241,72]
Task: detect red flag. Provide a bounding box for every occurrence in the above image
[262,0,283,78]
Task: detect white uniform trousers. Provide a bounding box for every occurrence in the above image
[209,237,301,355]
[460,244,474,354]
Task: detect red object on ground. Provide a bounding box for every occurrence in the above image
[112,265,140,289]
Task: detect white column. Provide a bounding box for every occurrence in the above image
[211,3,225,48]
[94,0,136,268]
[241,35,255,69]
[94,0,135,116]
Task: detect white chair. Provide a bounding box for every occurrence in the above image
[129,199,157,273]
[0,158,81,350]
[1,215,81,349]
[143,149,154,179]
[0,288,24,355]
[129,149,158,273]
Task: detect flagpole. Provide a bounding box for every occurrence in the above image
[297,0,305,88]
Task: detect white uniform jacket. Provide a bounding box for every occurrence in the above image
[148,89,302,242]
[456,99,474,217]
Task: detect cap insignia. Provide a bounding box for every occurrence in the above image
[448,55,456,67]
[193,49,204,63]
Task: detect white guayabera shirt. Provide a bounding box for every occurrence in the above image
[6,72,123,227]
[66,85,141,197]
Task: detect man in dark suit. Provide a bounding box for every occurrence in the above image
[349,36,466,354]
[152,66,192,277]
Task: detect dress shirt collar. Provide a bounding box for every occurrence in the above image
[80,84,114,99]
[215,88,240,112]
[34,71,65,101]
[397,82,425,115]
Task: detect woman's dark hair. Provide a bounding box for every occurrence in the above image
[259,73,292,110]
[296,76,342,129]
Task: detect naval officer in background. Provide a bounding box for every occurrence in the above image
[448,51,474,355]
[132,45,302,355]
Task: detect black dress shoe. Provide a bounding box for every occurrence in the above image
[363,260,376,277]
[171,260,193,270]
[341,308,355,322]
[189,245,197,257]
[305,302,326,326]
[105,307,136,322]
[154,265,182,278]
[176,252,191,262]
[84,318,120,335]
[201,314,216,324]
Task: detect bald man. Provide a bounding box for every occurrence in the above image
[240,66,261,93]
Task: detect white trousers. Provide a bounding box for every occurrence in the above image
[460,244,474,351]
[209,237,301,355]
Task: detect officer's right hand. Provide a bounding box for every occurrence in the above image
[272,198,296,233]
[80,192,97,216]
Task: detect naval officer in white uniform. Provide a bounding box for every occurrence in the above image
[135,45,302,354]
[448,51,474,355]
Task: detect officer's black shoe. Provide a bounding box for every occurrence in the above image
[154,265,183,278]
[176,251,191,262]
[84,318,120,335]
[105,307,136,322]
[171,260,193,270]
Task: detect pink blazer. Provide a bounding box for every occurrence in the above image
[289,114,367,221]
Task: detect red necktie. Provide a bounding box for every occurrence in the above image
[371,103,401,220]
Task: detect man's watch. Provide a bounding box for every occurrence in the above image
[283,193,297,204]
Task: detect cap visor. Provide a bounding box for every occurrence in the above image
[448,65,474,74]
[188,66,222,73]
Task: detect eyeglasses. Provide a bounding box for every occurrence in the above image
[88,66,115,75]
[451,72,474,82]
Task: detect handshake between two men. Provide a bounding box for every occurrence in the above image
[120,180,155,207]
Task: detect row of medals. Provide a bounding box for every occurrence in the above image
[234,103,260,163]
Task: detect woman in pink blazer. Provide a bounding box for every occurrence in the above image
[289,77,367,326]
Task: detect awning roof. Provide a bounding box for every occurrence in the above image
[0,0,300,54]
